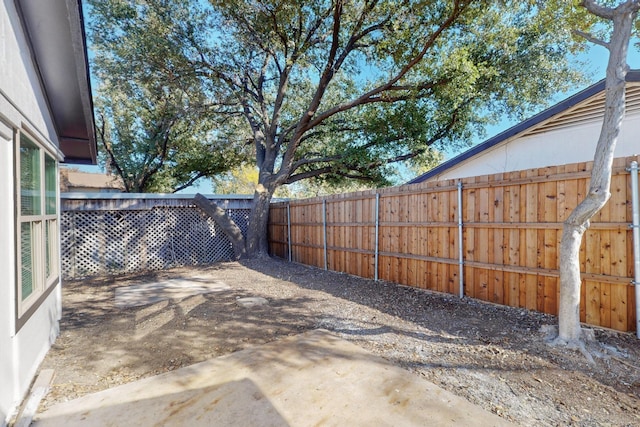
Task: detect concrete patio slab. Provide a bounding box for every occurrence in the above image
[115,276,231,308]
[33,330,512,426]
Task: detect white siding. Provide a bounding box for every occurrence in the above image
[429,111,640,181]
[0,0,58,147]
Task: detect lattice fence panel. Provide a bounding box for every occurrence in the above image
[60,213,76,277]
[61,207,251,279]
[61,211,105,278]
[103,211,127,273]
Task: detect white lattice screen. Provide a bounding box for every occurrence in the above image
[61,205,250,279]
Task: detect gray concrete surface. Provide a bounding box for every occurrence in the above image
[33,330,512,426]
[115,276,230,308]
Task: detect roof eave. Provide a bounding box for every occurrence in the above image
[407,70,640,185]
[16,0,97,165]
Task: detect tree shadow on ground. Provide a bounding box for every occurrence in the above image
[239,257,640,400]
[44,258,640,426]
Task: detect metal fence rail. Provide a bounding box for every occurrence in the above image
[269,155,640,333]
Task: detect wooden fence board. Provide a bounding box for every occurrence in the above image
[543,276,558,315]
[268,155,640,332]
[506,272,518,308]
[627,284,636,332]
[440,262,449,294]
[518,274,527,309]
[603,230,613,277]
[611,229,626,278]
[536,276,545,312]
[600,282,612,329]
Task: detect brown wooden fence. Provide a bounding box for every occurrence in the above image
[268,155,640,332]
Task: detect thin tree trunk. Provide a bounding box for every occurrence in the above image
[557,0,638,344]
[558,223,589,342]
[194,193,247,259]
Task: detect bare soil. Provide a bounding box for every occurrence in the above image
[38,259,640,426]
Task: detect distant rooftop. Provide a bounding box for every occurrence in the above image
[60,169,124,192]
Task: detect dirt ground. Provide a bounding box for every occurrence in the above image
[38,259,640,426]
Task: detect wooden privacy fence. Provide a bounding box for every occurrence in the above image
[269,155,640,332]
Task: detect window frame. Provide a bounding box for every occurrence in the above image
[14,129,60,331]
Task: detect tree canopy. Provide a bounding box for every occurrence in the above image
[87,0,588,256]
[201,0,583,185]
[88,0,248,193]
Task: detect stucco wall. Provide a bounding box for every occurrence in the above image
[429,111,640,181]
[0,1,62,424]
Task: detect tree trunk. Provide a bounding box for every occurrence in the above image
[194,193,247,259]
[245,184,275,259]
[558,223,589,342]
[557,0,637,345]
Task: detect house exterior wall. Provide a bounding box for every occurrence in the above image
[0,121,17,426]
[0,1,63,424]
[427,111,640,181]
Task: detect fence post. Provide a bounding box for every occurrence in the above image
[287,202,292,262]
[457,181,464,298]
[323,199,328,271]
[627,160,640,338]
[375,193,380,281]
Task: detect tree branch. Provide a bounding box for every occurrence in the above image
[581,0,616,19]
[299,0,465,134]
[297,123,362,144]
[286,166,378,184]
[286,167,334,183]
[290,155,342,172]
[194,194,247,259]
[172,171,208,193]
[138,114,177,191]
[573,29,610,49]
[287,97,466,182]
[268,64,292,143]
[306,0,344,121]
[97,112,131,192]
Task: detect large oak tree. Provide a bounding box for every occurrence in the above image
[89,0,248,193]
[88,0,584,257]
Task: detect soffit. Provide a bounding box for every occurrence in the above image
[16,0,96,164]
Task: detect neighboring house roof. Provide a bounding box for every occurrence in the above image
[16,0,96,164]
[60,169,125,192]
[407,70,640,184]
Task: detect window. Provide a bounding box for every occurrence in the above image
[16,132,59,325]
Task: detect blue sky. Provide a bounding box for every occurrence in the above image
[75,38,640,194]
